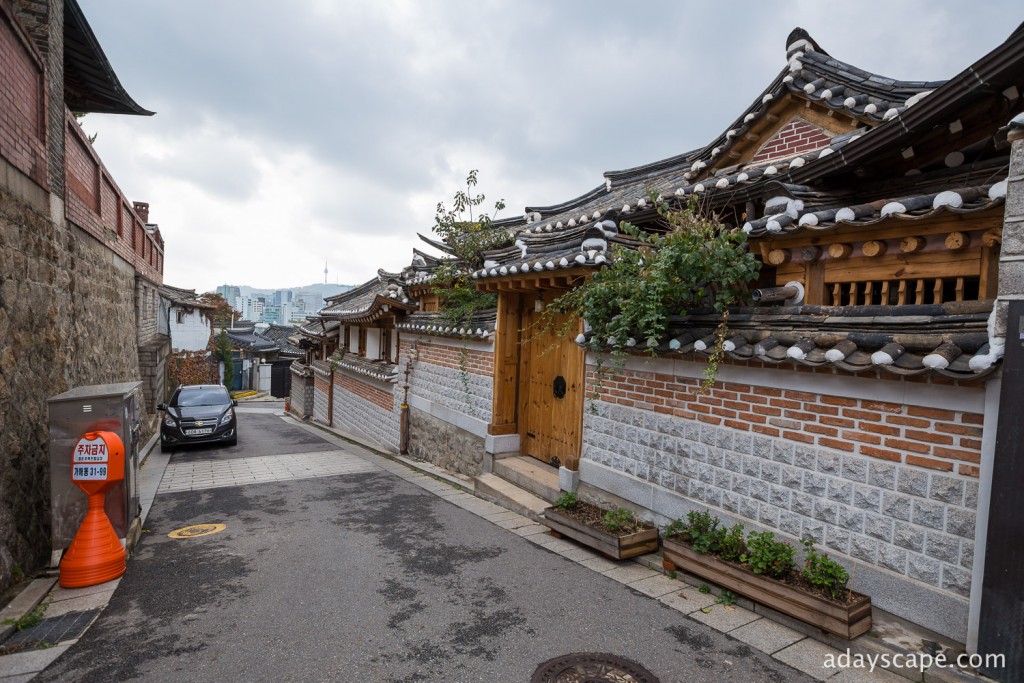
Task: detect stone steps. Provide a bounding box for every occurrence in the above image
[491,455,561,503]
[474,473,549,521]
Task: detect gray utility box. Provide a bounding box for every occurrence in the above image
[47,382,144,566]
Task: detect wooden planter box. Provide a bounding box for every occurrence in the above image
[662,537,872,639]
[541,506,659,560]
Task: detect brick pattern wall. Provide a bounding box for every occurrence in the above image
[64,112,163,284]
[331,370,400,451]
[583,362,981,606]
[0,3,47,187]
[403,340,493,422]
[751,118,833,164]
[335,372,394,412]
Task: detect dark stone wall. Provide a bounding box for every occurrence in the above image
[0,177,143,591]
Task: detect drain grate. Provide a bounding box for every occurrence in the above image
[0,609,100,653]
[531,652,660,683]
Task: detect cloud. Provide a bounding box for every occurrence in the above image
[80,0,1021,292]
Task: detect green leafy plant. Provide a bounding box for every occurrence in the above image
[430,170,510,326]
[555,491,578,510]
[718,523,747,563]
[3,600,47,632]
[698,583,711,594]
[603,507,637,533]
[741,531,795,580]
[545,191,761,391]
[801,537,850,599]
[666,570,678,580]
[715,589,737,607]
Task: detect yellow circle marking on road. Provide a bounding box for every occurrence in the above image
[168,523,226,539]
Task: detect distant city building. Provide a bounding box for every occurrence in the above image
[217,285,241,303]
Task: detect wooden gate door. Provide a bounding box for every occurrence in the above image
[519,304,584,469]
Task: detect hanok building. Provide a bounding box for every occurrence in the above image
[467,25,1024,654]
[290,24,1024,668]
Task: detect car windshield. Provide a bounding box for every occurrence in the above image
[175,388,229,407]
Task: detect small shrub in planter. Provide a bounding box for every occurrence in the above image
[801,537,849,600]
[542,499,658,560]
[741,531,795,580]
[661,511,871,638]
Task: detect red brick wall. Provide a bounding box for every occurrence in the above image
[0,3,47,187]
[63,112,163,284]
[334,372,394,412]
[589,368,983,478]
[405,339,494,376]
[751,118,833,164]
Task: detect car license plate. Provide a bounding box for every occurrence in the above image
[185,428,213,436]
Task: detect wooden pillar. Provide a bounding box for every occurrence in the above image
[489,292,521,435]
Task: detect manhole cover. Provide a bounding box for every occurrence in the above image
[0,609,100,654]
[168,523,226,538]
[531,652,660,683]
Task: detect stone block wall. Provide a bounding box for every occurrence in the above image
[138,336,170,416]
[581,356,988,641]
[312,361,330,425]
[405,338,493,423]
[0,179,144,592]
[289,362,314,419]
[331,370,400,451]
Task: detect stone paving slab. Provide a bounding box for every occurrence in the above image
[42,591,114,619]
[577,556,621,573]
[0,645,71,677]
[687,603,762,632]
[829,667,909,682]
[658,586,718,612]
[158,450,379,493]
[775,637,846,681]
[602,564,660,585]
[729,617,806,655]
[629,574,683,598]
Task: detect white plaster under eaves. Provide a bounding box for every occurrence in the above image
[400,332,494,353]
[589,352,986,414]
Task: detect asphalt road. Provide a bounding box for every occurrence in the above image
[38,404,811,682]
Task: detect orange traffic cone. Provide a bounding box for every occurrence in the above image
[59,492,126,588]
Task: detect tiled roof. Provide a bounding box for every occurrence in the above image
[319,269,416,321]
[578,300,998,379]
[742,180,1007,237]
[159,284,215,309]
[331,353,399,383]
[395,310,496,340]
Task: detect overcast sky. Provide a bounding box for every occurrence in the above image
[81,1,1021,293]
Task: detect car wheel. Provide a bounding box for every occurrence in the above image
[226,436,237,447]
[160,440,171,454]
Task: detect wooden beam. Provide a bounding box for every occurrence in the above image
[490,293,522,431]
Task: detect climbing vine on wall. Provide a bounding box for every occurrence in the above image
[168,350,218,391]
[545,192,761,391]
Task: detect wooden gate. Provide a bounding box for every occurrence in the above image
[519,302,584,469]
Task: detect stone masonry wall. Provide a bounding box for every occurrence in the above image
[583,359,984,639]
[0,181,144,590]
[331,370,400,451]
[406,407,486,476]
[405,339,493,423]
[288,362,314,419]
[312,363,330,425]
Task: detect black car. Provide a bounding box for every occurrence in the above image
[158,384,238,453]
